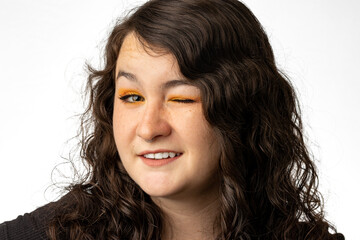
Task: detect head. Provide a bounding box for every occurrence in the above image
[90,0,281,193]
[51,0,332,239]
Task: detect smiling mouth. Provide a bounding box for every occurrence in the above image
[142,152,181,160]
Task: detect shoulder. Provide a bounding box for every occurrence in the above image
[0,190,97,240]
[0,200,59,240]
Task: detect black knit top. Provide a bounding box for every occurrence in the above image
[0,200,345,240]
[0,203,53,240]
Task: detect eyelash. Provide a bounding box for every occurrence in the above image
[119,94,144,103]
[169,98,195,103]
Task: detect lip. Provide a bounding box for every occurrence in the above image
[138,149,182,167]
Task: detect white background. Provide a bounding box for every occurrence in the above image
[0,0,358,239]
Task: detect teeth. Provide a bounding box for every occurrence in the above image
[143,152,179,159]
[144,153,155,159]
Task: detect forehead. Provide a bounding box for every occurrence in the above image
[120,32,144,55]
[116,32,182,80]
[118,33,173,64]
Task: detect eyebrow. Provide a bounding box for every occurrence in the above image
[116,70,193,89]
[117,71,137,82]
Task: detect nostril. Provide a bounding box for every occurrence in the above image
[145,137,155,143]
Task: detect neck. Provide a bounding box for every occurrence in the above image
[152,190,220,240]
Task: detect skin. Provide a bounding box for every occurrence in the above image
[113,32,221,239]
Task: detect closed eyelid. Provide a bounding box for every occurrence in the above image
[168,95,201,102]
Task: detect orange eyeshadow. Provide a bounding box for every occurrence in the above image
[168,95,201,102]
[117,88,142,97]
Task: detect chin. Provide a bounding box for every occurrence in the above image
[141,184,178,198]
[131,170,181,197]
[138,179,186,200]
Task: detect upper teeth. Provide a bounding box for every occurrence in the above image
[143,152,180,159]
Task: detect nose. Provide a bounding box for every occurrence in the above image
[136,102,171,142]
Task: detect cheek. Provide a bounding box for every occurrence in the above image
[181,109,215,143]
[113,105,123,141]
[113,104,136,153]
[178,108,220,160]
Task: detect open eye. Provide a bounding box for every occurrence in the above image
[119,94,145,103]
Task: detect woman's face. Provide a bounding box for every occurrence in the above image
[113,33,221,201]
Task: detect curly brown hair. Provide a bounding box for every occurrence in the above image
[48,0,341,239]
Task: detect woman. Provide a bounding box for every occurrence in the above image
[0,0,345,239]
